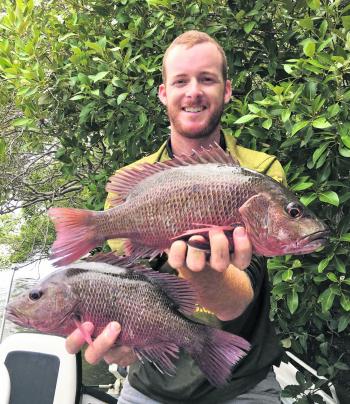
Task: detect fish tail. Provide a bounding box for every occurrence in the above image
[48,207,103,266]
[190,326,250,386]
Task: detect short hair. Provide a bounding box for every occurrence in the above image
[162,30,228,83]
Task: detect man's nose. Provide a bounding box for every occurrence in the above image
[185,79,202,98]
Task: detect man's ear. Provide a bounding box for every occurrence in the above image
[224,80,232,104]
[158,83,167,106]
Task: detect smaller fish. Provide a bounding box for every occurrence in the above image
[6,253,250,386]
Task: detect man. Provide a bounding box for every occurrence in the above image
[66,31,286,403]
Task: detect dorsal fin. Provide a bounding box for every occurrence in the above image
[106,142,239,205]
[84,253,197,316]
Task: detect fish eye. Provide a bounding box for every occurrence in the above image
[29,289,43,301]
[286,202,303,219]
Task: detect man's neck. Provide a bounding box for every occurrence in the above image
[170,129,221,156]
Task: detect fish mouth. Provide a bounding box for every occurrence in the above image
[296,229,330,251]
[6,307,31,328]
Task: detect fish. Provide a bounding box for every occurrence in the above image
[48,143,329,266]
[5,253,250,386]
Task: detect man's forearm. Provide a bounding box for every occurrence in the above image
[177,264,254,321]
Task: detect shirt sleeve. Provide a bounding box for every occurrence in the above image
[244,255,267,298]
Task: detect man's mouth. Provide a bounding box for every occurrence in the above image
[183,106,206,113]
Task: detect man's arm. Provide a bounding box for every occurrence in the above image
[168,227,254,321]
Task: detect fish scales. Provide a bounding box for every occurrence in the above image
[75,270,194,346]
[100,165,260,247]
[6,256,250,386]
[48,143,329,265]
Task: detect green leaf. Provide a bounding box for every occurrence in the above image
[70,94,85,100]
[307,0,320,10]
[339,145,350,158]
[117,92,128,105]
[104,84,114,97]
[312,143,329,165]
[319,191,339,206]
[92,71,109,83]
[341,134,350,149]
[287,289,298,314]
[281,109,291,123]
[247,104,261,114]
[338,315,350,332]
[86,41,105,54]
[234,114,259,124]
[303,39,316,57]
[262,118,272,130]
[326,272,338,282]
[244,21,255,34]
[12,117,33,127]
[318,256,333,273]
[291,182,314,191]
[342,16,350,30]
[339,233,350,242]
[282,269,293,281]
[312,117,332,129]
[291,120,309,136]
[318,288,335,312]
[0,138,6,160]
[300,193,317,206]
[298,17,313,30]
[340,295,350,311]
[335,256,346,273]
[327,103,340,119]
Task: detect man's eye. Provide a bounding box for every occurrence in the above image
[174,80,186,86]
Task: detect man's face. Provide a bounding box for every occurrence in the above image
[159,42,232,139]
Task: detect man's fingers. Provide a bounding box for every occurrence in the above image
[168,240,187,269]
[209,229,230,272]
[231,227,252,270]
[84,322,121,365]
[186,235,207,271]
[65,322,94,354]
[104,346,138,366]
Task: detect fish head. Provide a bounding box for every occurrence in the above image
[239,191,330,256]
[6,269,80,335]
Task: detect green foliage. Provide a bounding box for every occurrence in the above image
[0,0,349,399]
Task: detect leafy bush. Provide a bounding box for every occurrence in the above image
[0,0,349,400]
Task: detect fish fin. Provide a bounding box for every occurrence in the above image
[73,318,93,346]
[137,270,197,315]
[190,326,250,386]
[124,240,164,261]
[48,207,103,267]
[85,253,197,315]
[84,252,136,267]
[134,343,179,376]
[106,143,239,205]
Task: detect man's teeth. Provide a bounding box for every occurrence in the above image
[184,107,204,112]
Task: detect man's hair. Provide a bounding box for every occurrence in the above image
[162,30,228,83]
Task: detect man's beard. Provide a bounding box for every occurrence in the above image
[168,102,224,139]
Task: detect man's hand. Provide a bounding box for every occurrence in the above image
[65,321,138,366]
[167,226,254,321]
[168,226,252,272]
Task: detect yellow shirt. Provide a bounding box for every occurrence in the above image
[104,133,287,254]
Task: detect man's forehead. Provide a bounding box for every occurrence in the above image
[165,43,223,77]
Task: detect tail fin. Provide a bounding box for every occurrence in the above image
[48,207,102,266]
[190,326,250,386]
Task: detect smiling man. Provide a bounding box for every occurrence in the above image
[66,31,286,403]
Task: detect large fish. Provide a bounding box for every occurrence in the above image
[6,254,250,386]
[48,144,329,266]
